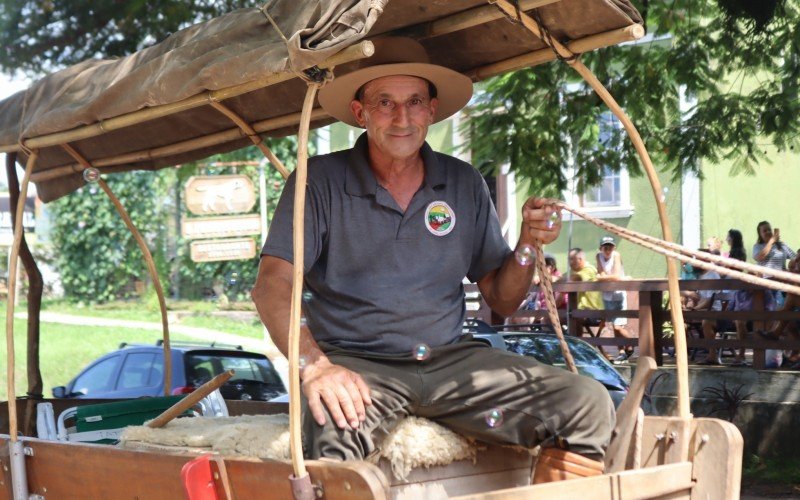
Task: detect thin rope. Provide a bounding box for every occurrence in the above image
[535,240,577,373]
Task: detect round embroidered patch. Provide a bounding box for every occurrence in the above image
[425,201,456,236]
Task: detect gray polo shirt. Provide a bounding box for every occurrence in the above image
[262,133,511,354]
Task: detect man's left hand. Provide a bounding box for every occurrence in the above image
[521,197,562,245]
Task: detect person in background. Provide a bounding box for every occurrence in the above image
[568,248,605,345]
[707,236,723,256]
[685,249,733,365]
[753,221,796,311]
[508,255,566,328]
[760,251,800,368]
[595,236,634,362]
[726,229,749,366]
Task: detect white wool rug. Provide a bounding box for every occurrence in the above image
[120,414,476,481]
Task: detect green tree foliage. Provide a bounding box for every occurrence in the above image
[49,170,170,302]
[468,0,800,195]
[0,0,258,74]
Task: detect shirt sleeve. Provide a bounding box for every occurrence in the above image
[752,243,765,263]
[466,169,512,282]
[260,169,327,273]
[785,245,797,260]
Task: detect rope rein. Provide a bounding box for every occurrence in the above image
[534,240,578,373]
[560,202,800,296]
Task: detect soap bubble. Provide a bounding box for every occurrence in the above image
[660,187,669,202]
[300,317,308,327]
[515,244,535,266]
[299,356,308,369]
[77,220,86,229]
[547,211,559,229]
[83,167,101,183]
[413,343,430,361]
[485,408,504,428]
[302,291,314,302]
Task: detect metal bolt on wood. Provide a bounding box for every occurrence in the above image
[23,447,33,456]
[654,433,665,441]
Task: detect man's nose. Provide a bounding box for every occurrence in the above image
[392,103,410,125]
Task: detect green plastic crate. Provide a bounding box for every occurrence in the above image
[66,396,190,444]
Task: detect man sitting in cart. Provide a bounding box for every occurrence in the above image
[252,38,614,482]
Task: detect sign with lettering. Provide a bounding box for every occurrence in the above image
[182,214,261,240]
[190,238,256,263]
[185,175,256,215]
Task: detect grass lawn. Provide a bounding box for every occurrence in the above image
[742,456,800,496]
[41,299,264,339]
[0,308,195,401]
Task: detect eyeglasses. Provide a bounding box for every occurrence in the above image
[362,97,432,116]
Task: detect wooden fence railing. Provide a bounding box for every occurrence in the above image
[466,279,800,370]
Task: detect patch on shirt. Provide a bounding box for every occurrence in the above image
[425,201,455,236]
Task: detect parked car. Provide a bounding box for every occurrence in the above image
[271,321,629,408]
[52,341,286,401]
[465,319,630,408]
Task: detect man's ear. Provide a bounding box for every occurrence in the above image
[428,97,439,123]
[350,100,367,127]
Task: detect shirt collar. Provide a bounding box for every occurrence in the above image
[345,132,447,197]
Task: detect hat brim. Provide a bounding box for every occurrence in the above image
[318,63,473,128]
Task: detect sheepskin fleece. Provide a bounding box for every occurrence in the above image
[120,414,475,480]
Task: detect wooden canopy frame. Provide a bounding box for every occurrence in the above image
[1,1,749,499]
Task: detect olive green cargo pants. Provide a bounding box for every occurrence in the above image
[303,339,615,461]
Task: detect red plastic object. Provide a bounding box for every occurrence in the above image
[181,454,219,500]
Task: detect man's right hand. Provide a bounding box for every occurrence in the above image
[301,357,372,429]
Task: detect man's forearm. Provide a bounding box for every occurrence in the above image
[251,257,328,370]
[479,247,537,317]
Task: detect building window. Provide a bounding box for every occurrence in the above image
[583,167,622,207]
[563,112,633,219]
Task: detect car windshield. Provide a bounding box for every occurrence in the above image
[502,334,624,387]
[185,352,283,386]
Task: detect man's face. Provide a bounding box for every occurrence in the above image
[349,75,438,162]
[568,252,584,272]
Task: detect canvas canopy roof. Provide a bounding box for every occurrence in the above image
[0,0,641,202]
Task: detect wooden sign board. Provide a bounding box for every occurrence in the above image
[185,175,256,215]
[182,214,261,240]
[190,238,256,262]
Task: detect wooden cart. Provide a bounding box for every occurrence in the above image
[1,1,747,498]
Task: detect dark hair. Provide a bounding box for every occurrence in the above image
[355,78,437,102]
[727,229,746,262]
[544,256,557,269]
[756,221,771,244]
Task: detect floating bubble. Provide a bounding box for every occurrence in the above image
[413,343,430,361]
[83,167,101,183]
[302,291,314,302]
[77,220,86,229]
[660,187,669,203]
[485,408,504,428]
[547,211,559,229]
[299,356,308,369]
[300,317,308,327]
[515,244,535,266]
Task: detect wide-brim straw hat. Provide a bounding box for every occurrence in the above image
[318,37,473,128]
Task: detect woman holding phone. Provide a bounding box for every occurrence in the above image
[753,221,796,310]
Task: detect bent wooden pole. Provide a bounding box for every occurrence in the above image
[491,2,691,454]
[6,152,45,439]
[61,143,174,396]
[287,82,321,499]
[148,369,234,428]
[605,356,657,473]
[5,150,37,500]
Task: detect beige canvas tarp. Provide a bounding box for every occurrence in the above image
[0,0,640,202]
